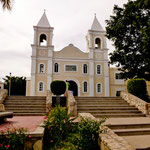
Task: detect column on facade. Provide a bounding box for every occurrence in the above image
[89,51,94,96]
[30,58,36,96]
[104,58,109,96]
[47,47,53,90]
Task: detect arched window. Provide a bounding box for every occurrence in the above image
[95,38,101,49]
[83,64,88,74]
[39,34,47,46]
[83,81,88,93]
[39,82,44,92]
[54,63,58,73]
[97,83,101,93]
[97,65,101,75]
[39,64,44,73]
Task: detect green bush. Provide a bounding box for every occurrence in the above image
[42,106,77,149]
[77,117,105,150]
[50,80,66,95]
[0,128,30,150]
[127,78,148,101]
[42,106,106,150]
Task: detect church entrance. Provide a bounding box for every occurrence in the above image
[66,80,78,96]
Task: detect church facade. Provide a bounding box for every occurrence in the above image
[26,12,126,97]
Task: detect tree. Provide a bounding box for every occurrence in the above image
[0,0,12,10]
[3,76,26,95]
[50,80,66,105]
[106,0,150,80]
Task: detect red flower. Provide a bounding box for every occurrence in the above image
[50,140,53,143]
[5,145,10,148]
[28,135,32,138]
[43,116,47,119]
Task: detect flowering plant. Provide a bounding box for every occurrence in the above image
[0,127,31,150]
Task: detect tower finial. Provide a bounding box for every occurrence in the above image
[94,13,96,17]
[44,9,46,13]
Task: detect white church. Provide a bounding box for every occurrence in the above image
[26,12,126,97]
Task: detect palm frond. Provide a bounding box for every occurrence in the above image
[0,0,12,10]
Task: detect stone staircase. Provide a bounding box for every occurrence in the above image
[76,96,150,149]
[107,118,150,150]
[76,97,145,118]
[3,96,46,116]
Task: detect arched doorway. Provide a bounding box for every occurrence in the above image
[66,80,78,96]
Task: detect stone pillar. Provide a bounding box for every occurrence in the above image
[89,59,94,96]
[104,61,109,96]
[30,58,36,96]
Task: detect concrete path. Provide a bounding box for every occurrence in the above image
[105,117,150,125]
[105,117,150,149]
[123,135,150,149]
[0,116,44,132]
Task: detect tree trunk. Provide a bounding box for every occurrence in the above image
[56,95,60,105]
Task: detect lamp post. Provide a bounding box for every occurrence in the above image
[9,72,11,96]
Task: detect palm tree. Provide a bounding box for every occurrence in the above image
[0,0,12,10]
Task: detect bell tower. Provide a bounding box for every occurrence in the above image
[30,11,54,96]
[86,14,109,96]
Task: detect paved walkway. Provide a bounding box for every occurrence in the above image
[105,117,150,125]
[105,117,150,149]
[0,116,44,132]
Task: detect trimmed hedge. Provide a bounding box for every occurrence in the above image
[50,80,66,95]
[127,78,148,101]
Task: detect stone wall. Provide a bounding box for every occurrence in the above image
[24,124,44,150]
[46,90,52,114]
[121,91,150,115]
[78,113,135,150]
[0,89,8,104]
[66,91,77,116]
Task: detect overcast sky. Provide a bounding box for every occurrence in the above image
[0,0,128,81]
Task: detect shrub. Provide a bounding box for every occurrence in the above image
[127,78,148,101]
[50,80,66,95]
[0,128,30,150]
[42,106,77,149]
[77,117,106,150]
[42,106,106,150]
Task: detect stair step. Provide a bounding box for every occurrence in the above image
[77,107,138,110]
[7,96,46,100]
[5,110,46,113]
[78,110,141,114]
[5,99,46,101]
[75,96,122,99]
[77,105,132,107]
[77,102,129,106]
[5,105,45,108]
[113,128,150,136]
[5,107,45,110]
[93,114,145,118]
[4,102,46,104]
[14,113,45,116]
[4,96,47,116]
[108,123,150,130]
[77,100,127,102]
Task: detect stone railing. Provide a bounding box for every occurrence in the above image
[66,91,77,116]
[24,123,44,150]
[0,89,8,104]
[121,91,150,115]
[46,90,52,114]
[0,89,8,112]
[78,113,135,150]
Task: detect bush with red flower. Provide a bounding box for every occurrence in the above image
[0,128,31,150]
